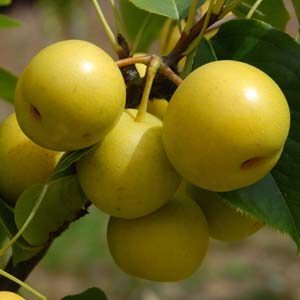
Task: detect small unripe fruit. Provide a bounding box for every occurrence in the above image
[186,182,263,241]
[107,194,209,282]
[15,40,126,151]
[0,113,62,204]
[163,60,290,192]
[0,291,25,300]
[133,53,147,77]
[147,98,168,120]
[77,109,181,219]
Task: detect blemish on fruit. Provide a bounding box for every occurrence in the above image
[82,133,92,140]
[30,104,42,120]
[241,157,264,170]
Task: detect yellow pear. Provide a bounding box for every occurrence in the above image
[185,182,263,241]
[133,53,147,77]
[15,40,126,151]
[163,60,290,192]
[107,193,209,282]
[77,109,181,219]
[0,291,25,300]
[147,98,169,120]
[0,113,62,204]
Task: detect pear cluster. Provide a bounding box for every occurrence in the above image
[0,292,25,300]
[0,40,290,283]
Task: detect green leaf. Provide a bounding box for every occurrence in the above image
[12,243,41,265]
[296,32,300,44]
[0,0,12,6]
[292,0,300,24]
[178,0,205,19]
[207,19,300,248]
[128,0,204,19]
[192,38,217,70]
[0,223,6,246]
[221,175,298,238]
[61,288,107,300]
[0,67,17,103]
[50,146,95,181]
[119,0,165,52]
[0,224,8,268]
[0,197,41,251]
[14,176,87,246]
[233,0,290,30]
[0,14,20,28]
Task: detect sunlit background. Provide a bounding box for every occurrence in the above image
[0,1,299,299]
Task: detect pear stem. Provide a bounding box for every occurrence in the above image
[116,55,152,68]
[246,0,264,19]
[108,0,123,34]
[213,0,227,14]
[0,184,48,257]
[116,56,183,86]
[135,56,162,122]
[183,0,215,57]
[184,0,199,34]
[205,13,235,34]
[220,0,243,18]
[181,51,196,78]
[160,63,183,86]
[91,0,123,54]
[0,269,47,300]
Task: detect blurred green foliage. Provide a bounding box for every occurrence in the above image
[37,0,88,39]
[43,207,109,271]
[0,0,12,7]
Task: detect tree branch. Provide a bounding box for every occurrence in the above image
[117,56,182,106]
[0,203,91,292]
[159,63,183,86]
[0,246,50,292]
[165,12,220,67]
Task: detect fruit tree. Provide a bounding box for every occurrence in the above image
[0,0,299,299]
